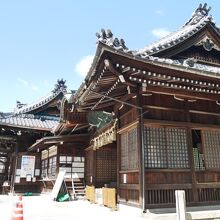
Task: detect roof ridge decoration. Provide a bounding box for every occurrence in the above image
[134,53,220,77]
[52,78,67,93]
[136,3,217,56]
[184,3,211,26]
[14,79,67,115]
[96,28,131,53]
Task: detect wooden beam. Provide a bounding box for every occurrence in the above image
[144,118,220,129]
[189,109,220,117]
[142,86,220,102]
[143,105,185,112]
[114,93,137,111]
[104,59,136,87]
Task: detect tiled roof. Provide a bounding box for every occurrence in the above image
[137,4,219,56]
[137,17,211,55]
[14,90,63,115]
[14,79,67,114]
[92,4,220,78]
[96,4,219,58]
[0,114,59,130]
[137,56,220,78]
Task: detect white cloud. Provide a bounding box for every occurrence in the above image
[17,78,39,91]
[151,28,171,38]
[31,85,39,91]
[75,55,94,77]
[18,78,29,87]
[155,10,163,15]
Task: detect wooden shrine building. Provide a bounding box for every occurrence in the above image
[27,93,90,194]
[2,2,220,211]
[74,3,220,209]
[0,79,66,193]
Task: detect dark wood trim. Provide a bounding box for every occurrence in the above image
[143,86,220,102]
[145,169,191,172]
[189,109,220,117]
[119,183,139,190]
[146,183,192,190]
[185,100,198,202]
[143,105,184,112]
[137,108,142,207]
[116,109,120,205]
[28,133,89,152]
[197,183,220,188]
[93,149,97,186]
[144,119,220,129]
[117,120,139,134]
[119,170,139,173]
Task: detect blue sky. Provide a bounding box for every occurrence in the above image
[0,1,220,112]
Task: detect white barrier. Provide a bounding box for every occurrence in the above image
[175,190,186,220]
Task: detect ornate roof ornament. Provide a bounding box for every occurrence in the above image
[96,28,130,52]
[52,79,67,94]
[183,58,197,67]
[196,36,220,51]
[16,101,27,109]
[203,38,214,51]
[185,3,211,26]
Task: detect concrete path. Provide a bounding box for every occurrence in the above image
[0,195,143,220]
[1,195,220,220]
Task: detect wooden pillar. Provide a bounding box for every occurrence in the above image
[92,149,97,186]
[137,96,145,211]
[115,109,121,204]
[56,145,60,176]
[10,139,19,193]
[184,100,198,203]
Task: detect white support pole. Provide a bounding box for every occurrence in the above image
[175,190,186,220]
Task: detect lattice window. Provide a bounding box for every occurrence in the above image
[48,156,57,178]
[144,127,189,169]
[96,149,117,182]
[120,127,138,170]
[145,127,166,168]
[121,132,128,170]
[203,130,220,169]
[41,159,48,178]
[167,128,189,168]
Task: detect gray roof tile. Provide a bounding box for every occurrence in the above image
[0,114,58,130]
[14,90,64,115]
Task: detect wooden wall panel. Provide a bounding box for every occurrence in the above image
[196,172,220,183]
[119,172,139,184]
[120,109,138,128]
[95,145,117,187]
[119,188,139,205]
[85,148,94,186]
[145,171,192,184]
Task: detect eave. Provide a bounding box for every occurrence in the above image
[76,43,220,112]
[28,133,90,152]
